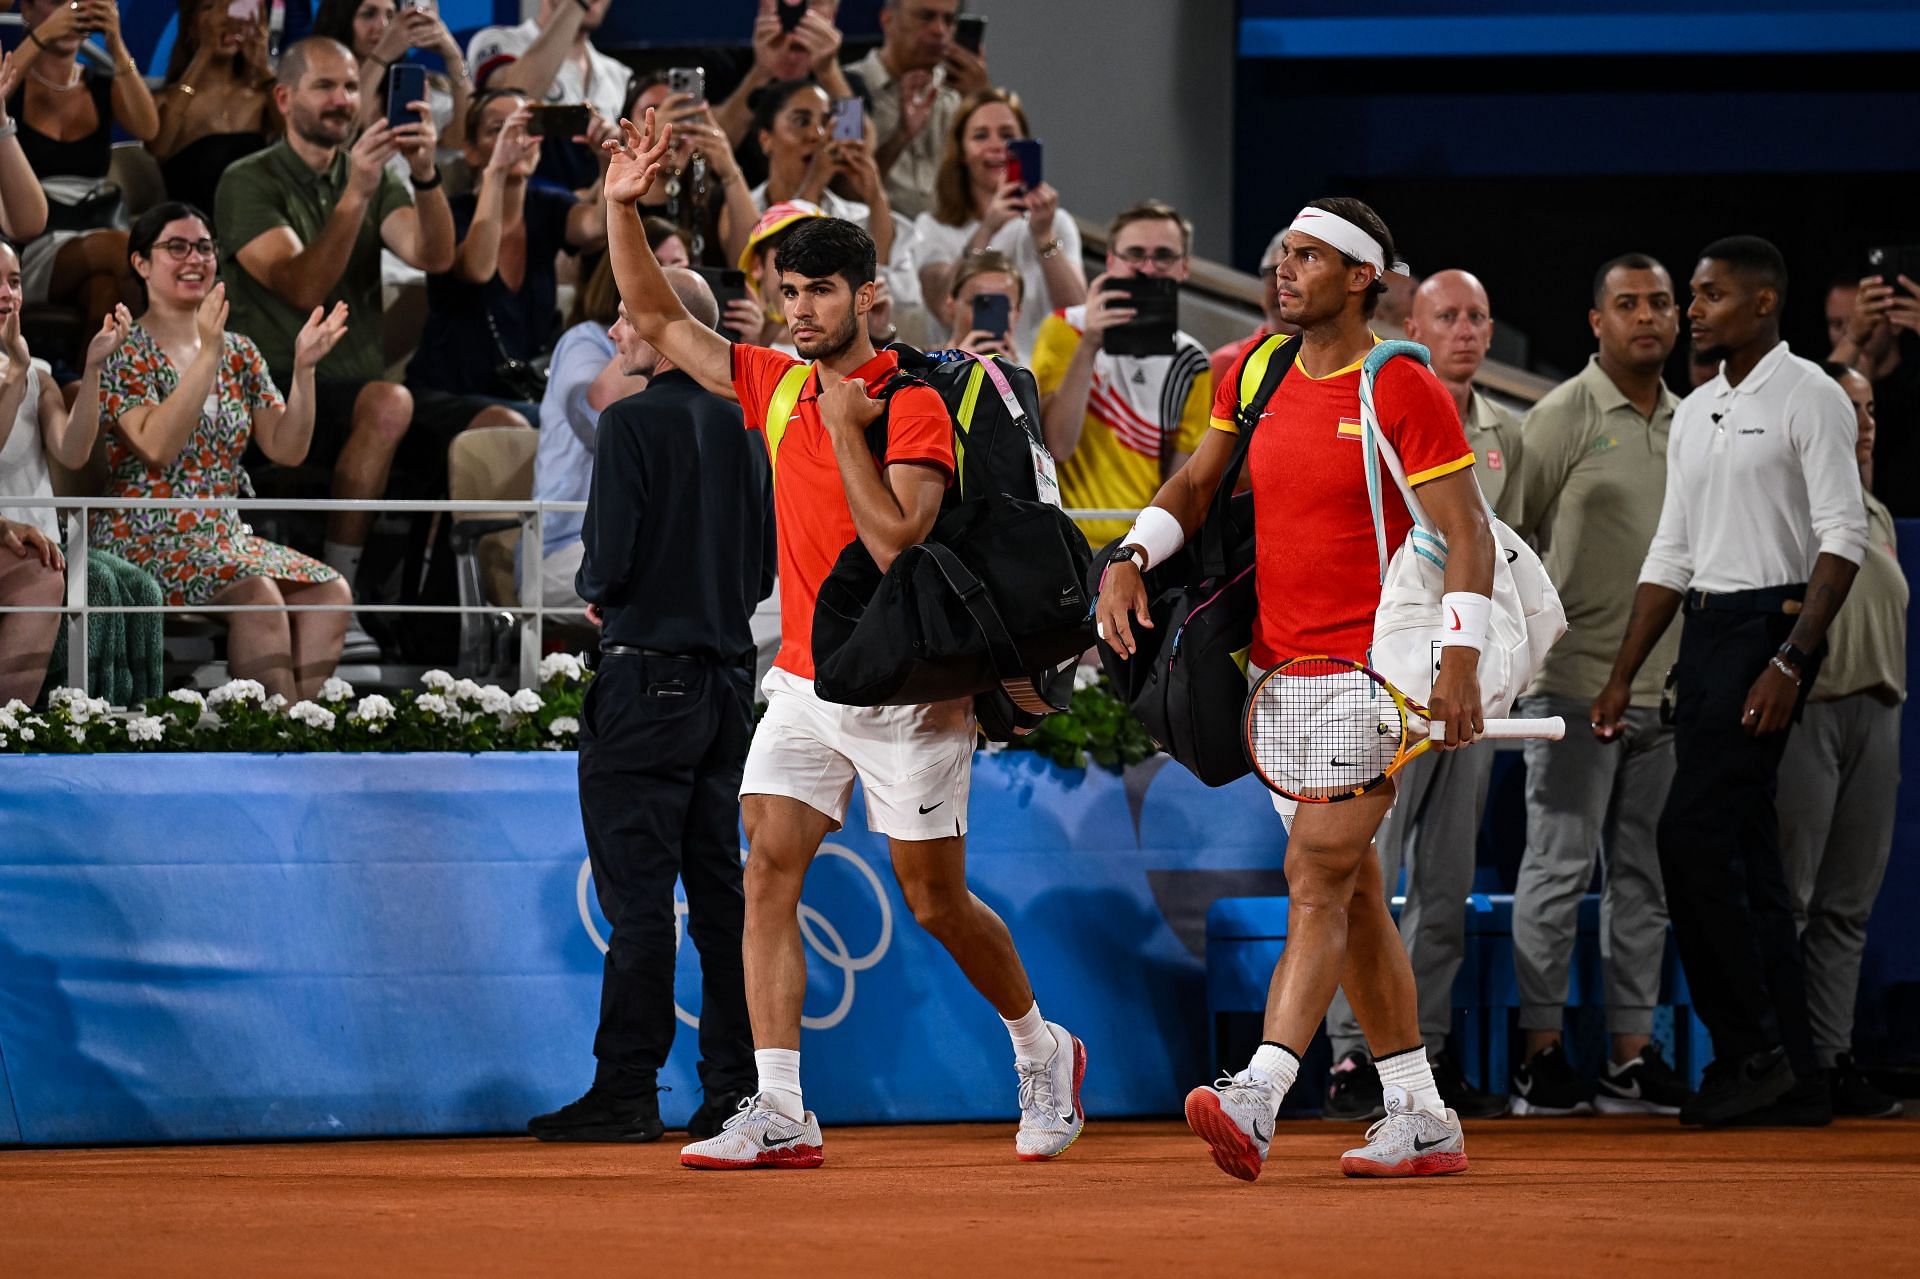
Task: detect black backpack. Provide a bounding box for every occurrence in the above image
[1091,333,1296,785]
[795,345,1095,738]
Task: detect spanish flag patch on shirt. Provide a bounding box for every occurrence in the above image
[1336,417,1363,439]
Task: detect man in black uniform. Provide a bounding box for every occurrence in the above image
[529,270,776,1142]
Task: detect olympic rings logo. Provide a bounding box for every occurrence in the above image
[575,841,893,1031]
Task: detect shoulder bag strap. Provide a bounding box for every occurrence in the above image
[1198,333,1295,578]
[1359,340,1449,582]
[762,362,813,476]
[919,541,1068,713]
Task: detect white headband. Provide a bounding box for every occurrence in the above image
[1288,207,1409,277]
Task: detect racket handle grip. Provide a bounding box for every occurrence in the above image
[1428,716,1566,742]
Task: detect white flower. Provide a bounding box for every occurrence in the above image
[208,678,267,707]
[422,669,455,692]
[477,685,513,716]
[510,688,543,714]
[168,688,206,709]
[319,677,354,703]
[0,709,15,733]
[49,687,84,707]
[70,724,86,742]
[125,716,165,743]
[351,693,395,722]
[19,725,35,742]
[538,652,584,684]
[1073,664,1102,691]
[450,677,484,703]
[366,719,386,734]
[548,716,580,737]
[288,701,337,732]
[266,694,288,713]
[196,710,224,731]
[2,698,27,715]
[416,693,450,716]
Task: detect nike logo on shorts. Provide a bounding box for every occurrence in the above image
[918,801,944,814]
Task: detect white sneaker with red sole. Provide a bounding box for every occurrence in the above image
[1184,1070,1277,1182]
[1339,1086,1468,1178]
[679,1094,824,1171]
[1015,1023,1087,1161]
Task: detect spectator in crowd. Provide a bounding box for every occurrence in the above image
[736,200,827,353]
[1210,227,1298,388]
[1374,268,1417,334]
[0,241,161,706]
[216,37,496,661]
[0,514,61,707]
[531,273,770,1146]
[1776,363,1906,1120]
[10,0,158,352]
[1598,236,1867,1128]
[715,0,854,149]
[99,202,354,703]
[0,55,49,243]
[1032,200,1211,549]
[1321,267,1524,1123]
[407,90,607,414]
[154,0,278,221]
[914,89,1083,357]
[1829,268,1920,515]
[1505,253,1689,1116]
[748,77,922,338]
[844,0,991,222]
[528,249,648,611]
[943,246,1020,358]
[313,0,473,161]
[625,76,757,272]
[469,0,629,192]
[1825,275,1856,356]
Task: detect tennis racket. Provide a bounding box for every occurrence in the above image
[1243,656,1565,803]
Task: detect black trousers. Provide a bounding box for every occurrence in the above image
[1656,605,1818,1075]
[577,652,755,1097]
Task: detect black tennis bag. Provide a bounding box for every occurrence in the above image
[811,346,1094,736]
[1092,334,1296,785]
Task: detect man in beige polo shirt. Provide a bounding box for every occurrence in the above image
[844,0,992,221]
[1776,362,1906,1120]
[1507,253,1687,1115]
[1322,268,1520,1122]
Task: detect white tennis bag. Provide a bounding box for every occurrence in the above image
[1359,341,1567,719]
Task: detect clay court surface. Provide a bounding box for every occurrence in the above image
[5,1117,1917,1275]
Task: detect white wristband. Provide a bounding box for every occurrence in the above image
[1440,591,1491,651]
[1121,505,1185,571]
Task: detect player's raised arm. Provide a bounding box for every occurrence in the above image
[605,111,735,398]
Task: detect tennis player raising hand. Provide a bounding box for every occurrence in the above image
[1097,198,1497,1180]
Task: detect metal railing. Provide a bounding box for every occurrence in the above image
[1,496,1144,699]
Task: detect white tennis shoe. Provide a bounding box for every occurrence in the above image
[1339,1085,1468,1177]
[679,1094,824,1170]
[1184,1069,1277,1182]
[1014,1022,1087,1161]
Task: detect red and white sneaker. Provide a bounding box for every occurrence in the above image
[1014,1022,1087,1161]
[679,1094,824,1171]
[1339,1086,1468,1178]
[1184,1070,1277,1182]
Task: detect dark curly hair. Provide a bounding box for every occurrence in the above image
[773,218,877,293]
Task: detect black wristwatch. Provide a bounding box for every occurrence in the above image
[1108,544,1148,574]
[1776,641,1810,674]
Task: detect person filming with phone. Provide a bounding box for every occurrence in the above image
[944,247,1021,360]
[1031,200,1211,548]
[845,0,991,221]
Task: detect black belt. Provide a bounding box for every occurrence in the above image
[597,643,755,667]
[1684,584,1805,615]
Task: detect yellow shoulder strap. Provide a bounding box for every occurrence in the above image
[1236,333,1293,419]
[763,363,813,474]
[952,360,986,498]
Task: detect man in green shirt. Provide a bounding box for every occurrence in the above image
[1507,253,1688,1115]
[218,38,522,659]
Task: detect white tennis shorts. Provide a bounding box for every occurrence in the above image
[741,666,974,841]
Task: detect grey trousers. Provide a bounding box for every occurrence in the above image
[1327,744,1495,1057]
[1776,694,1901,1068]
[1513,693,1674,1037]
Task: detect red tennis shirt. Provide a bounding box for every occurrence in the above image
[732,343,954,680]
[1211,338,1475,668]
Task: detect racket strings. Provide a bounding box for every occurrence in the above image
[1247,661,1405,799]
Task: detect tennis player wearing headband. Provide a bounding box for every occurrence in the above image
[1097,197,1497,1180]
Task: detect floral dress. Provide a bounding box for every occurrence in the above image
[93,325,339,607]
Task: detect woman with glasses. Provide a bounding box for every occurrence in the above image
[153,0,279,221]
[912,87,1083,358]
[95,203,355,702]
[8,0,159,361]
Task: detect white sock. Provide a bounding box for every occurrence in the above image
[754,1048,804,1121]
[1376,1045,1446,1117]
[1003,1001,1053,1064]
[323,540,364,585]
[1247,1041,1299,1115]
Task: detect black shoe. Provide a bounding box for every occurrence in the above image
[527,1085,664,1143]
[1723,1071,1833,1127]
[1431,1047,1509,1119]
[1323,1049,1385,1121]
[1830,1054,1904,1119]
[1510,1042,1593,1115]
[1679,1047,1795,1126]
[1596,1045,1691,1115]
[687,1090,751,1139]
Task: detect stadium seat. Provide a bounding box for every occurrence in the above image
[447,426,537,674]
